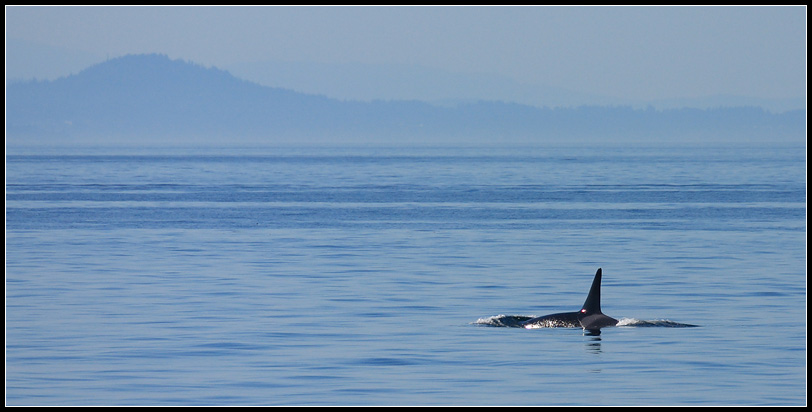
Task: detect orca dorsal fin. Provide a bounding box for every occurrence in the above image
[580,268,603,314]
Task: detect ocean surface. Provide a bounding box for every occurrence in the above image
[5,145,807,406]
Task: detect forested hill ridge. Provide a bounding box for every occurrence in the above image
[6,53,805,146]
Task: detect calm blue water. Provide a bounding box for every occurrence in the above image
[5,145,806,405]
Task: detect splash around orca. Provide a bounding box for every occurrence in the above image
[519,268,618,332]
[475,268,697,333]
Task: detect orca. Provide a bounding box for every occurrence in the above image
[520,268,618,331]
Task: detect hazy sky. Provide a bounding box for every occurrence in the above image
[5,5,807,102]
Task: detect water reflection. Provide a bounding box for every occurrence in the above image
[583,331,603,355]
[583,328,601,336]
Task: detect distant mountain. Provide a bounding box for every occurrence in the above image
[6,54,806,146]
